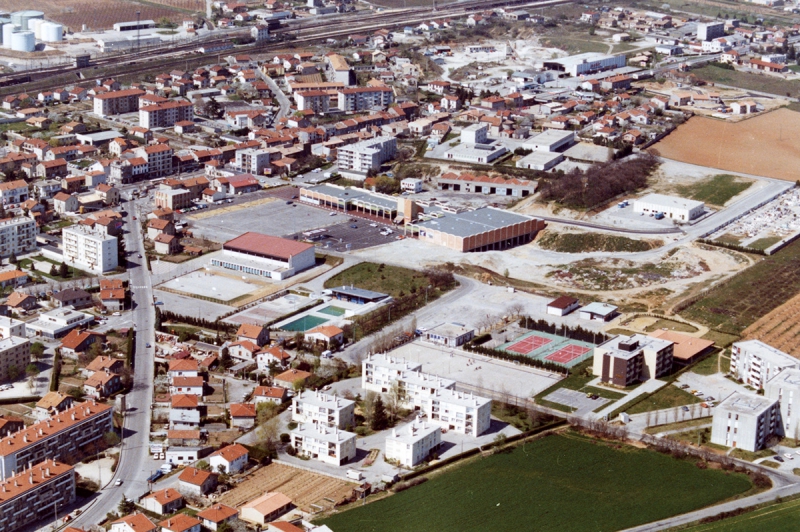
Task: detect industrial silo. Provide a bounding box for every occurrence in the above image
[10,10,44,31]
[2,23,19,48]
[41,22,63,42]
[10,30,34,52]
[31,18,44,39]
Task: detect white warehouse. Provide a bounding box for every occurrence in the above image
[385,419,441,467]
[710,391,779,452]
[633,193,705,222]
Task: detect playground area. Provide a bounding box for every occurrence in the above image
[499,331,594,368]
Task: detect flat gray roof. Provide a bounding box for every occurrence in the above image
[735,340,797,366]
[551,52,620,66]
[517,151,563,165]
[580,302,618,316]
[527,130,574,146]
[717,391,776,417]
[415,206,534,238]
[330,285,389,300]
[635,193,704,210]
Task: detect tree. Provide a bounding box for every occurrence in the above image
[362,391,377,426]
[220,346,232,369]
[103,431,120,446]
[371,395,388,431]
[118,496,134,515]
[196,460,210,470]
[386,380,406,422]
[25,363,38,379]
[256,401,278,425]
[58,262,69,278]
[49,264,58,277]
[6,364,19,381]
[30,342,45,362]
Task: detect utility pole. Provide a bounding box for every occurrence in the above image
[136,11,141,54]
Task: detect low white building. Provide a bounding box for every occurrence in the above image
[166,446,211,466]
[633,193,705,222]
[710,391,779,452]
[424,322,475,347]
[461,123,488,144]
[385,419,441,467]
[730,340,799,390]
[208,443,249,474]
[25,306,94,339]
[401,178,423,193]
[291,423,357,466]
[523,130,575,152]
[765,368,800,439]
[292,390,356,430]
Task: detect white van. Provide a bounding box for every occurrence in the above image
[159,463,174,473]
[321,350,333,359]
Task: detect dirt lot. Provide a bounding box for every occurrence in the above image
[743,291,800,357]
[217,462,355,513]
[652,109,800,181]
[0,0,188,30]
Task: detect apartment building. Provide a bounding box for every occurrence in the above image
[295,90,330,113]
[62,225,118,274]
[730,340,799,390]
[421,388,492,437]
[234,148,275,175]
[92,89,146,116]
[336,87,394,112]
[592,334,674,387]
[0,459,75,532]
[139,100,193,129]
[765,368,800,439]
[290,423,356,466]
[0,217,37,258]
[337,136,397,178]
[291,391,355,430]
[0,317,25,339]
[136,144,174,178]
[0,337,30,384]
[385,420,441,467]
[0,180,29,205]
[0,401,113,479]
[710,391,779,452]
[155,187,192,210]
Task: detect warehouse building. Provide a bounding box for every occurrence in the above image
[543,52,626,76]
[592,334,674,387]
[299,184,404,221]
[515,151,564,171]
[633,193,705,222]
[765,368,800,439]
[211,232,316,280]
[730,340,799,390]
[710,391,779,451]
[438,172,537,197]
[523,130,576,152]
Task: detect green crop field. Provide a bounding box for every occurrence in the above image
[681,497,800,531]
[675,174,753,207]
[319,434,752,532]
[323,262,436,298]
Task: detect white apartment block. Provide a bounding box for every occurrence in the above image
[730,340,799,390]
[385,419,441,467]
[290,423,356,466]
[0,337,30,384]
[296,90,330,113]
[62,225,119,274]
[0,317,26,339]
[422,388,492,437]
[0,217,37,258]
[235,148,274,175]
[765,368,800,439]
[0,459,76,532]
[291,390,355,430]
[710,391,779,452]
[140,100,193,129]
[155,187,192,210]
[92,89,145,116]
[336,87,394,112]
[337,136,397,178]
[0,180,29,205]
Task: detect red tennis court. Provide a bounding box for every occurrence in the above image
[507,334,552,354]
[545,344,591,363]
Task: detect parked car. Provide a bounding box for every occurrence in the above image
[115,479,123,486]
[775,456,785,463]
[147,470,163,483]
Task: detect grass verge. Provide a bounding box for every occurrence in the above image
[625,385,703,415]
[675,174,753,207]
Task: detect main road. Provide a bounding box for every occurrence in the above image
[69,197,158,529]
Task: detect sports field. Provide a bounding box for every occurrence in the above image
[319,433,752,532]
[653,109,800,181]
[681,497,800,532]
[499,331,594,368]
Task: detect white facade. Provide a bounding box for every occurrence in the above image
[422,388,492,437]
[292,390,356,430]
[235,148,274,175]
[633,193,705,222]
[385,420,441,467]
[0,316,26,339]
[337,136,397,178]
[0,217,36,258]
[547,52,626,76]
[26,306,94,339]
[460,123,488,145]
[401,178,423,193]
[710,391,779,451]
[765,368,800,439]
[291,423,357,466]
[524,130,575,152]
[62,225,119,274]
[731,340,800,390]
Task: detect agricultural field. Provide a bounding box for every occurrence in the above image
[319,433,753,532]
[674,174,753,207]
[0,0,189,30]
[681,497,800,532]
[743,290,800,357]
[680,239,800,334]
[536,231,662,253]
[652,109,800,181]
[217,462,356,512]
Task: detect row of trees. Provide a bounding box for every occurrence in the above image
[519,317,609,345]
[157,310,239,335]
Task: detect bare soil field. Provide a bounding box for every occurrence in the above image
[743,291,800,357]
[651,108,800,181]
[218,462,355,512]
[0,0,188,30]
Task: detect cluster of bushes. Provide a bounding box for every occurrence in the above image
[158,310,238,334]
[392,477,428,493]
[519,317,609,344]
[697,238,767,256]
[538,153,659,209]
[463,342,569,375]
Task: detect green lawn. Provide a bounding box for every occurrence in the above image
[675,174,753,207]
[692,351,725,376]
[644,416,712,434]
[748,236,782,251]
[680,239,800,334]
[691,65,800,98]
[625,385,703,415]
[324,263,436,298]
[319,434,753,532]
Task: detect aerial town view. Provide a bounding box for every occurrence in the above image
[0,0,799,530]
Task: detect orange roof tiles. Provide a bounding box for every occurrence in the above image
[198,503,238,522]
[229,403,256,418]
[178,466,216,486]
[210,443,249,461]
[0,459,73,503]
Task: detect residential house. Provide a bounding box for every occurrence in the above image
[197,504,238,531]
[208,443,249,474]
[141,488,184,515]
[178,467,218,496]
[230,403,257,429]
[110,513,157,532]
[252,386,288,405]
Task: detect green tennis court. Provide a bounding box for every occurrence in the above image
[318,306,347,316]
[281,315,329,332]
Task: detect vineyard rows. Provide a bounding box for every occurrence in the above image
[743,291,800,357]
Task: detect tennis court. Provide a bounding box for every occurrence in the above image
[318,306,347,316]
[499,330,595,368]
[506,334,552,354]
[545,345,591,364]
[281,315,330,332]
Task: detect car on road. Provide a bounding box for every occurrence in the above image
[147,470,163,482]
[112,312,121,316]
[146,343,151,348]
[329,212,336,216]
[369,223,377,227]
[682,406,689,412]
[706,396,715,401]
[115,479,123,486]
[785,453,794,460]
[350,224,357,229]
[292,195,298,199]
[286,201,293,205]
[679,384,689,389]
[775,456,785,463]
[132,216,137,220]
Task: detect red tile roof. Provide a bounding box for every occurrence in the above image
[223,232,313,260]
